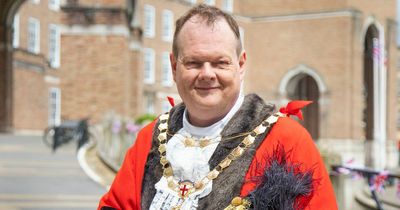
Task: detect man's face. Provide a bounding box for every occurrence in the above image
[171,16,246,119]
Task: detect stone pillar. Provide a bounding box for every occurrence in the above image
[0,23,14,132]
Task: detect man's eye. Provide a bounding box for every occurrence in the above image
[185,61,202,68]
[214,61,231,68]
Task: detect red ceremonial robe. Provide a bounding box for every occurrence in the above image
[98,116,337,210]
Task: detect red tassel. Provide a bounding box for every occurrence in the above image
[279,101,313,120]
[167,96,175,107]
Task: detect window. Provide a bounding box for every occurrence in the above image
[28,17,40,54]
[48,0,60,10]
[222,0,234,13]
[12,14,19,48]
[239,26,244,46]
[48,24,60,68]
[143,48,155,84]
[204,0,215,5]
[161,52,173,86]
[30,0,40,4]
[145,94,155,114]
[162,10,173,42]
[185,0,196,4]
[48,87,61,126]
[143,4,155,38]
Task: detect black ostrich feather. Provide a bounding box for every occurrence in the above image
[247,144,315,210]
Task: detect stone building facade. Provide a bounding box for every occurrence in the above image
[2,0,399,168]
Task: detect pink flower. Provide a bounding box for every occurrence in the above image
[112,121,121,134]
[126,122,140,133]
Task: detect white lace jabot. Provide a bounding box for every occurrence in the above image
[149,95,244,210]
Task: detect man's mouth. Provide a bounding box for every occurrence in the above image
[195,87,219,90]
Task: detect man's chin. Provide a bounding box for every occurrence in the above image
[194,100,220,110]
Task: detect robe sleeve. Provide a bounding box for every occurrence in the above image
[241,117,338,210]
[97,121,156,210]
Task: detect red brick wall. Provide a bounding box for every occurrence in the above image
[60,34,131,123]
[77,0,125,7]
[235,0,396,18]
[12,58,48,129]
[128,49,141,118]
[235,0,347,16]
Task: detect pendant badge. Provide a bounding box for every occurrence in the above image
[178,180,194,198]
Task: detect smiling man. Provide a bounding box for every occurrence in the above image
[98,4,337,210]
[171,11,246,127]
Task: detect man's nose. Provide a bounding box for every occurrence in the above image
[198,62,216,80]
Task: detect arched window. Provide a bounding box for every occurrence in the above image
[363,25,379,141]
[286,74,320,140]
[362,20,387,168]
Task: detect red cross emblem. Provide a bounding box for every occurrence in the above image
[178,180,193,198]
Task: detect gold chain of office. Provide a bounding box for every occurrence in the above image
[156,112,284,209]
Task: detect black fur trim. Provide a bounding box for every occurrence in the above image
[100,207,117,210]
[247,144,314,210]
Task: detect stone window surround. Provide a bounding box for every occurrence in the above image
[48,0,60,11]
[161,51,173,87]
[203,0,215,6]
[48,87,61,126]
[143,48,155,84]
[12,14,19,48]
[143,4,155,38]
[48,24,60,68]
[161,9,173,42]
[222,0,233,13]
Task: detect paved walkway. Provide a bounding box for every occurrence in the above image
[0,134,106,210]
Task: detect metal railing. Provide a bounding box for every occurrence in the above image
[332,165,400,210]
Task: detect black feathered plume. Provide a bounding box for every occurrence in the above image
[247,143,315,210]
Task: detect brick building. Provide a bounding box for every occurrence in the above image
[11,0,62,131]
[1,0,399,168]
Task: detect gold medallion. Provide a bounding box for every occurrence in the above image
[199,139,211,148]
[184,137,196,147]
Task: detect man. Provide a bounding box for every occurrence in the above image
[98,4,337,210]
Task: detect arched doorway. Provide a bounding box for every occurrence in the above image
[286,73,320,140]
[0,0,26,132]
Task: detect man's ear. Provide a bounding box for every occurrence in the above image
[238,50,247,80]
[170,53,177,82]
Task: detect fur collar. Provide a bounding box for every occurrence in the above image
[141,94,275,209]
